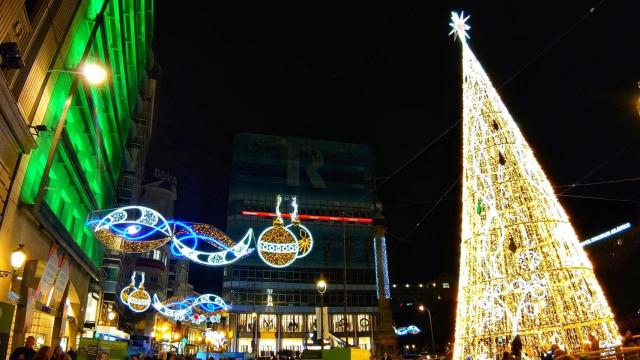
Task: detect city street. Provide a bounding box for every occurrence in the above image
[0,2,638,360]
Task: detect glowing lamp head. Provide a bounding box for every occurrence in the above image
[316,279,327,294]
[107,311,116,321]
[10,244,26,270]
[419,305,425,312]
[82,63,107,84]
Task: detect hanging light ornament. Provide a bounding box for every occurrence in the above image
[257,195,300,268]
[120,273,137,304]
[285,196,314,259]
[152,293,230,324]
[87,206,172,252]
[120,272,151,313]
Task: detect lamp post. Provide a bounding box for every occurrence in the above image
[34,60,109,215]
[418,305,435,354]
[47,63,108,85]
[1,244,26,302]
[0,244,26,277]
[316,278,327,350]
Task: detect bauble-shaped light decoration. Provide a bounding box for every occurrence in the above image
[257,195,300,268]
[120,272,151,313]
[285,196,314,259]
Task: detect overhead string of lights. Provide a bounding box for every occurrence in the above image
[87,194,315,269]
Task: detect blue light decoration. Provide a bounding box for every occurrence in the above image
[170,222,254,266]
[87,206,254,266]
[87,206,173,252]
[377,235,391,299]
[152,293,230,325]
[88,198,314,268]
[580,223,631,247]
[394,325,421,336]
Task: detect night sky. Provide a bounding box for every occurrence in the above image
[148,2,640,297]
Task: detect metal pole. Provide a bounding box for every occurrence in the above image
[320,294,324,350]
[342,209,349,346]
[426,308,435,354]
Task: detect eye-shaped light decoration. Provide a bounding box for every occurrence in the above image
[152,293,230,324]
[87,206,172,252]
[170,222,254,266]
[394,325,421,336]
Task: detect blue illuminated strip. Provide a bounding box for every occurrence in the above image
[581,223,631,247]
[381,236,391,299]
[374,236,380,299]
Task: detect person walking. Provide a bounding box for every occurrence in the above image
[32,346,52,360]
[9,336,37,360]
[66,348,76,360]
[511,335,523,360]
[52,346,69,360]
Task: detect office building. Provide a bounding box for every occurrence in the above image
[223,133,390,355]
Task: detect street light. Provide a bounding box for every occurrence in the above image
[316,277,327,350]
[0,244,26,278]
[48,63,108,85]
[418,305,435,355]
[81,63,107,84]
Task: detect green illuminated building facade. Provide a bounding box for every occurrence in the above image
[19,0,154,268]
[0,0,156,351]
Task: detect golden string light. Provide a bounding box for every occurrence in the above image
[450,11,619,360]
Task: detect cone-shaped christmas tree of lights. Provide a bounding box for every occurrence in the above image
[450,12,619,359]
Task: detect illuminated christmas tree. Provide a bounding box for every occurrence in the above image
[449,12,620,360]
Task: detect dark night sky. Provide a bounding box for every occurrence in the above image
[148,2,640,295]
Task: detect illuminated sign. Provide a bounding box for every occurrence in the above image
[394,325,421,336]
[242,211,373,224]
[120,272,151,313]
[581,223,631,247]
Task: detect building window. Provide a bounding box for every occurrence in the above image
[443,282,450,288]
[260,314,276,332]
[281,314,303,332]
[153,250,161,260]
[26,311,55,347]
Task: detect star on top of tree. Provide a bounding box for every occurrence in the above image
[449,11,471,42]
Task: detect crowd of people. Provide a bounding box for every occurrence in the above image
[6,331,640,360]
[8,336,78,360]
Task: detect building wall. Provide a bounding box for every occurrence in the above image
[222,134,379,353]
[0,0,155,352]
